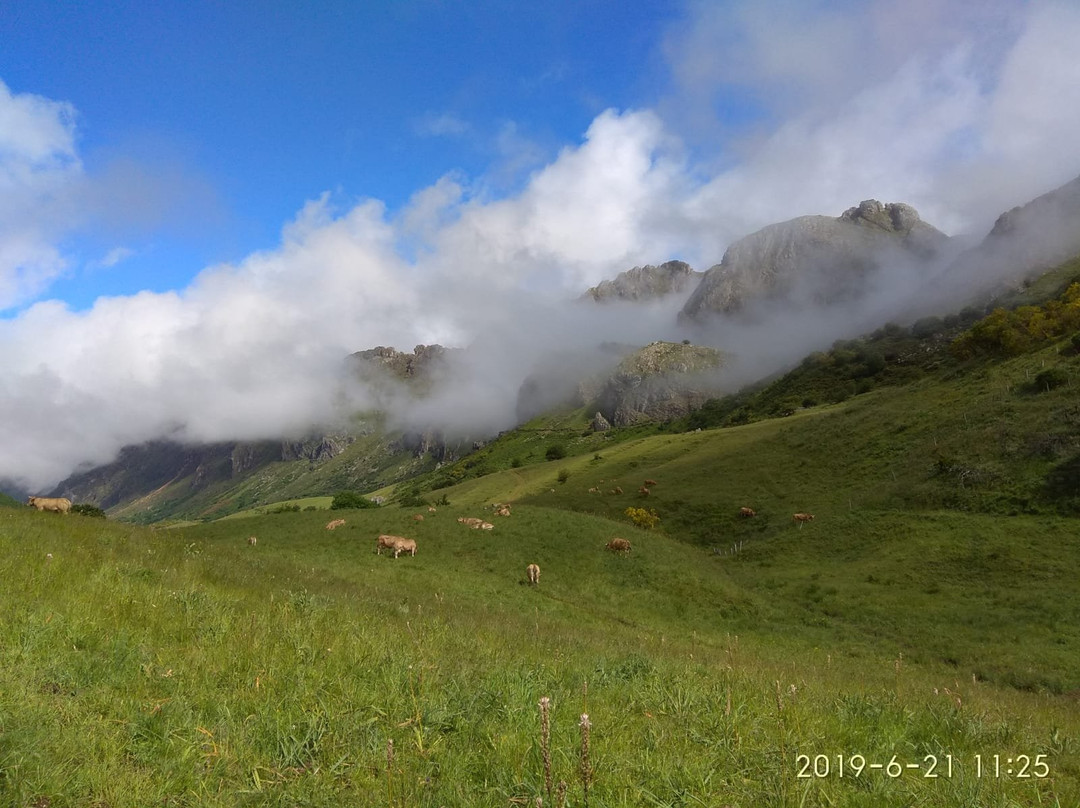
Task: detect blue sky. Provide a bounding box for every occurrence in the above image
[4,0,1080,489]
[2,0,690,308]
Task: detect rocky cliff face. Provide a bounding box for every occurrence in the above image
[584,260,704,303]
[680,200,948,320]
[349,344,453,380]
[594,341,727,425]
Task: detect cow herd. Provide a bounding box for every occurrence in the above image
[24,480,816,588]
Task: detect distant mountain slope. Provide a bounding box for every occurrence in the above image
[583,260,704,303]
[680,199,948,319]
[52,344,467,522]
[930,173,1080,311]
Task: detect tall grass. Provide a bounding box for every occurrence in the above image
[1,505,1077,805]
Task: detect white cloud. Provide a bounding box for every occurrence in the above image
[0,79,81,309]
[414,112,471,138]
[88,246,135,269]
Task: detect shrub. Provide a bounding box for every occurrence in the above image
[1034,368,1069,392]
[511,457,523,469]
[545,445,567,461]
[625,507,660,529]
[271,503,301,513]
[331,491,377,510]
[557,469,570,484]
[71,503,106,518]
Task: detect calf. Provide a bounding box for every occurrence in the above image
[739,507,756,518]
[326,518,346,530]
[793,513,815,527]
[643,479,657,487]
[412,514,425,521]
[247,536,257,546]
[526,563,540,585]
[606,537,632,553]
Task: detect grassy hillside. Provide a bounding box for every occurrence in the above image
[2,505,1077,806]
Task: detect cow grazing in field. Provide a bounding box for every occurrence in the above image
[588,487,600,494]
[526,563,540,585]
[413,514,425,522]
[739,507,756,518]
[26,496,72,514]
[611,486,623,495]
[793,513,815,526]
[391,537,417,558]
[325,519,346,530]
[638,486,650,496]
[376,534,402,555]
[247,536,257,546]
[643,479,657,487]
[606,538,632,553]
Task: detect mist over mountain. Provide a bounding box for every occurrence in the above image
[927,174,1080,313]
[680,200,949,321]
[16,171,1080,512]
[583,261,704,304]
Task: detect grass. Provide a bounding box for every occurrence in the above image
[2,499,1078,806]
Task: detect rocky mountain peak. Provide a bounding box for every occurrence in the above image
[680,200,947,320]
[584,260,704,303]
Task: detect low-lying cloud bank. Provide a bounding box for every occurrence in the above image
[3,1,1080,492]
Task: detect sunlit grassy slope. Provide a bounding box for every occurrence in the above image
[2,481,1078,805]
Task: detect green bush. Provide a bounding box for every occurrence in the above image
[557,469,570,484]
[330,491,378,510]
[1034,368,1069,392]
[545,444,567,461]
[71,503,106,519]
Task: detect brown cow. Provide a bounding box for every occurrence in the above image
[494,505,511,517]
[428,506,437,513]
[606,538,632,553]
[739,507,756,518]
[479,521,495,531]
[458,517,485,528]
[376,534,403,555]
[638,486,650,496]
[391,538,417,558]
[325,518,346,530]
[247,536,257,546]
[526,563,540,585]
[26,496,72,514]
[793,513,815,527]
[412,514,425,521]
[643,479,657,487]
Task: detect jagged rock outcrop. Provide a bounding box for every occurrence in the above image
[590,411,611,432]
[680,200,948,320]
[594,341,727,426]
[280,434,356,464]
[584,260,705,303]
[349,344,453,381]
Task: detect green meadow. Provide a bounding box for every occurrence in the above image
[2,483,1078,805]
